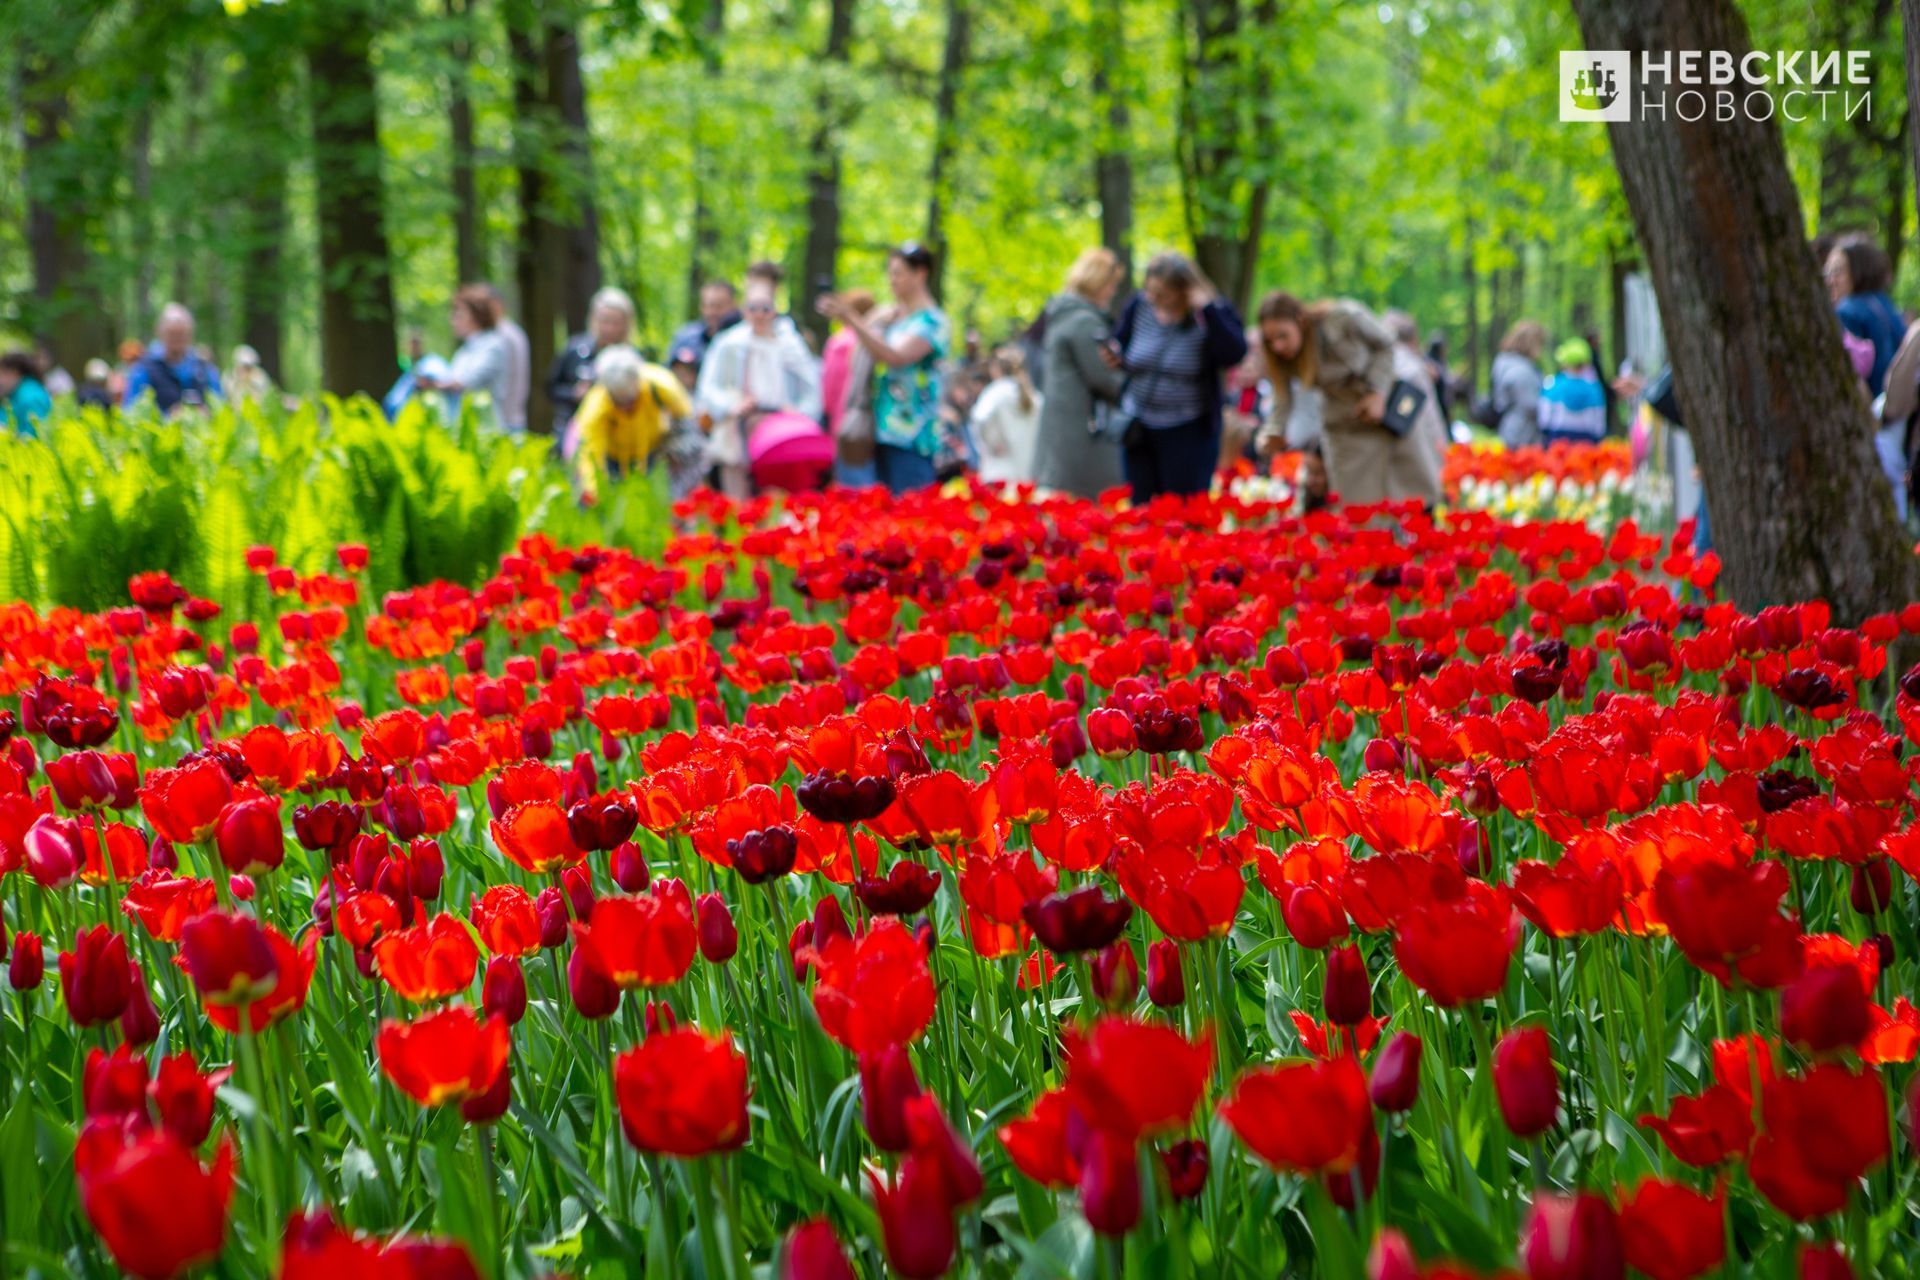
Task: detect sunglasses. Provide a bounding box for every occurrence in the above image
[745,302,775,314]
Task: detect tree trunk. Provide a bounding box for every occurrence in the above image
[1462,218,1481,388]
[19,33,112,366]
[686,0,725,314]
[131,112,155,337]
[800,0,857,348]
[231,51,287,379]
[546,16,602,333]
[509,2,558,431]
[1571,0,1916,621]
[448,0,483,286]
[925,0,970,300]
[1092,0,1133,285]
[1177,0,1276,314]
[309,14,399,397]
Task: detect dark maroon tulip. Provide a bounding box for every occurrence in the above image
[796,771,897,825]
[1129,701,1203,756]
[1369,1031,1422,1113]
[1090,941,1139,1008]
[729,826,799,884]
[1146,939,1185,1008]
[1511,663,1562,705]
[59,925,132,1025]
[1755,769,1820,814]
[407,837,444,900]
[568,946,620,1019]
[1493,1025,1558,1138]
[460,1057,512,1124]
[859,1044,923,1153]
[1323,944,1371,1027]
[566,794,639,853]
[856,862,942,917]
[535,887,570,947]
[1850,860,1894,915]
[698,893,739,964]
[1160,1138,1209,1200]
[812,895,851,949]
[1078,1129,1141,1236]
[119,965,160,1048]
[1324,1124,1380,1210]
[1774,667,1846,711]
[1023,886,1133,955]
[291,799,361,854]
[483,956,528,1025]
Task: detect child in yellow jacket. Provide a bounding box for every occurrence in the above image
[571,344,693,499]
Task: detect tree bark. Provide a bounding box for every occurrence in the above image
[1177,0,1276,313]
[18,28,113,366]
[686,0,725,314]
[509,1,559,430]
[231,51,287,379]
[1572,0,1916,621]
[925,0,971,300]
[800,0,857,348]
[309,11,399,397]
[1902,0,1920,262]
[1093,0,1133,285]
[546,15,602,333]
[448,0,483,286]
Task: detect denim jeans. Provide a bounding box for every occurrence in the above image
[875,444,938,495]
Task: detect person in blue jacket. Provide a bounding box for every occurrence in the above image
[0,351,52,438]
[123,303,222,413]
[1108,252,1249,502]
[1825,236,1904,397]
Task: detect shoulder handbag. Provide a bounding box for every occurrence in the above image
[837,341,878,468]
[1379,379,1428,438]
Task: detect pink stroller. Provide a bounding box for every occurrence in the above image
[747,411,836,493]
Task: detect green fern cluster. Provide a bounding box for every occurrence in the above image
[0,395,677,612]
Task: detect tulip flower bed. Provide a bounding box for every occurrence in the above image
[3,482,1920,1279]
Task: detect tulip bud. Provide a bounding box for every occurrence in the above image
[859,1044,923,1153]
[460,1057,512,1124]
[812,896,851,949]
[728,826,798,884]
[788,921,813,981]
[149,835,178,872]
[59,925,132,1025]
[1369,1032,1422,1113]
[1324,1124,1380,1209]
[568,946,619,1020]
[1850,860,1893,915]
[698,894,738,964]
[644,999,678,1037]
[483,956,528,1025]
[8,932,43,990]
[1160,1138,1209,1201]
[1800,1244,1857,1280]
[1090,941,1139,1009]
[1323,944,1370,1026]
[1368,1229,1422,1280]
[1146,940,1185,1008]
[1362,737,1404,774]
[407,837,444,900]
[609,841,650,894]
[25,815,82,889]
[1521,1193,1624,1280]
[536,887,570,949]
[782,1219,857,1280]
[1078,1129,1141,1236]
[229,874,256,902]
[1493,1025,1558,1138]
[1781,963,1870,1056]
[215,795,284,875]
[119,965,160,1048]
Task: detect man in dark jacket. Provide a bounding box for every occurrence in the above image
[546,286,638,433]
[123,304,222,413]
[669,280,742,373]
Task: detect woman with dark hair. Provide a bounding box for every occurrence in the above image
[1826,235,1903,397]
[1108,251,1248,502]
[817,243,950,494]
[0,351,52,439]
[416,285,510,432]
[1254,291,1440,507]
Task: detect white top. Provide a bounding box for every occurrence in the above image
[495,318,531,432]
[969,377,1044,484]
[447,329,510,431]
[696,322,821,421]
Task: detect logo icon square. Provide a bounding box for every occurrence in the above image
[1561,50,1631,122]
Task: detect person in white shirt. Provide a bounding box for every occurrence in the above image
[484,284,531,434]
[970,346,1044,486]
[417,285,510,432]
[695,279,821,497]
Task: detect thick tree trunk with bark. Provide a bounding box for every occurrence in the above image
[546,17,602,333]
[228,46,287,378]
[800,0,857,348]
[686,0,725,314]
[509,3,558,430]
[1572,0,1916,621]
[448,0,483,286]
[925,0,970,300]
[1093,0,1133,285]
[1177,0,1276,313]
[19,34,112,367]
[308,16,398,398]
[1902,0,1920,243]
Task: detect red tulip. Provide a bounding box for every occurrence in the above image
[697,893,738,963]
[1521,1192,1623,1280]
[1493,1024,1559,1138]
[781,1219,856,1280]
[573,889,698,989]
[1799,1244,1858,1280]
[214,794,284,875]
[567,945,620,1019]
[120,964,160,1047]
[373,913,480,1003]
[1078,1128,1141,1236]
[608,840,650,893]
[613,1027,750,1156]
[1393,882,1516,1007]
[121,870,218,942]
[60,924,133,1026]
[377,1006,510,1107]
[7,931,42,990]
[1062,1017,1212,1140]
[1750,1064,1890,1219]
[1160,1137,1209,1200]
[1616,1179,1725,1280]
[1323,943,1370,1026]
[867,1157,957,1279]
[1780,962,1871,1055]
[1368,1031,1423,1113]
[1089,940,1139,1008]
[150,1051,223,1146]
[1221,1056,1371,1174]
[1638,1085,1753,1166]
[1146,938,1185,1007]
[481,956,527,1025]
[860,1044,924,1153]
[1023,885,1132,954]
[470,885,542,957]
[489,799,584,875]
[78,1131,235,1280]
[202,923,315,1034]
[855,861,943,916]
[804,919,936,1056]
[139,759,234,846]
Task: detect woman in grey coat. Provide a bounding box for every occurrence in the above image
[1491,321,1546,450]
[1033,249,1129,497]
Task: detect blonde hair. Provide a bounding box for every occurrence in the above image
[1499,320,1547,361]
[1063,248,1125,301]
[594,344,644,405]
[991,345,1036,413]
